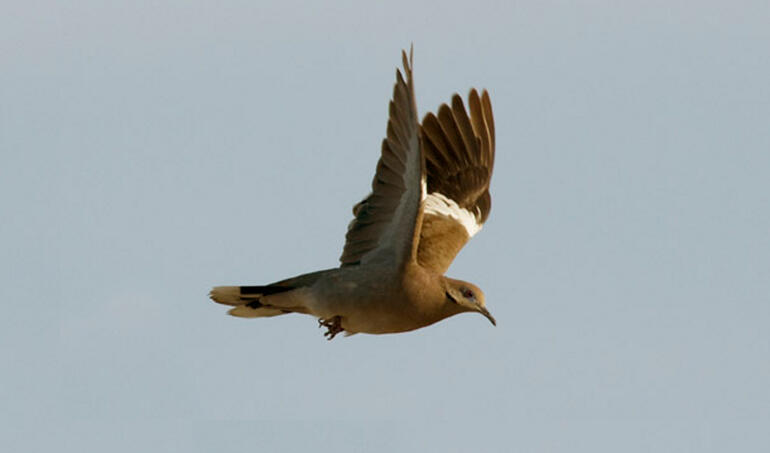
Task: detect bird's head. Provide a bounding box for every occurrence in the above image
[443,278,496,326]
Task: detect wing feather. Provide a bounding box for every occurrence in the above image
[437,104,468,166]
[451,95,479,161]
[340,48,423,268]
[422,115,455,171]
[417,89,495,274]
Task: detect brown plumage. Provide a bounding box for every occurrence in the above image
[340,49,422,268]
[210,47,497,339]
[419,89,495,273]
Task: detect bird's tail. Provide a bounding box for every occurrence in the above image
[210,269,337,318]
[209,285,296,318]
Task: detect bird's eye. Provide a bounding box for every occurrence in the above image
[462,288,474,299]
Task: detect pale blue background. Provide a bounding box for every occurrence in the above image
[2,1,769,451]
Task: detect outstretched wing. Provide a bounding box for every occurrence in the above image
[339,49,424,268]
[417,89,495,274]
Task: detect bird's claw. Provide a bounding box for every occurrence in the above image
[318,316,343,340]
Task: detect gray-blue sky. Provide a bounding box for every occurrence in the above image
[2,1,769,451]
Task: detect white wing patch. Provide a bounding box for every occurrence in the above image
[423,192,482,237]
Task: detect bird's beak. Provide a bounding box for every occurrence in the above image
[477,306,496,326]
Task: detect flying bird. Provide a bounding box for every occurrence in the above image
[210,48,496,340]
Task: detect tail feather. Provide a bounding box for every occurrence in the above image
[209,286,243,306]
[228,305,287,318]
[209,285,292,306]
[211,269,336,319]
[209,284,297,318]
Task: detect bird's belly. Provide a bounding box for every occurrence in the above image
[306,266,438,335]
[308,293,425,334]
[338,303,438,335]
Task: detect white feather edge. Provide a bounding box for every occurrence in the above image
[423,192,482,237]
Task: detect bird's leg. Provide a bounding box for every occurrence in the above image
[318,316,343,340]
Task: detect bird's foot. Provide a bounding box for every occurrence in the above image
[318,316,344,340]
